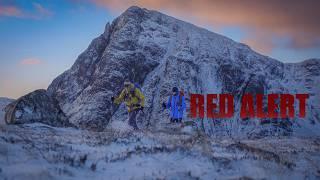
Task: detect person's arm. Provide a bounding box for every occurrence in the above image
[114,89,126,105]
[135,89,145,107]
[166,97,171,108]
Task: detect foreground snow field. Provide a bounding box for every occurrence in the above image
[1,122,320,180]
[1,96,320,179]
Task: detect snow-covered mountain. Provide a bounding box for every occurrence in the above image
[4,6,320,136]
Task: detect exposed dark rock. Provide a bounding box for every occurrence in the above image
[4,89,70,127]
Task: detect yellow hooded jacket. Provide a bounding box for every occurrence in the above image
[113,83,145,112]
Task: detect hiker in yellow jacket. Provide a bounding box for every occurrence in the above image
[111,79,145,130]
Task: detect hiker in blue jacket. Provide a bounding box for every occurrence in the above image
[162,87,186,123]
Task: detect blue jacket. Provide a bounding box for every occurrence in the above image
[166,95,186,119]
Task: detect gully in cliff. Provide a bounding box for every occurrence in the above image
[190,94,309,119]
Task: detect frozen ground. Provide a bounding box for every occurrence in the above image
[1,121,320,180]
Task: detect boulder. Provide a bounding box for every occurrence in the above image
[4,89,70,127]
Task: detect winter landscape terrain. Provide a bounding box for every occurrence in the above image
[1,6,320,179]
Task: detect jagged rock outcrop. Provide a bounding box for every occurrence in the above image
[4,89,69,127]
[4,6,320,135]
[0,97,14,125]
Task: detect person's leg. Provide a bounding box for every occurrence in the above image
[178,118,182,123]
[128,111,133,127]
[128,110,139,130]
[170,118,174,123]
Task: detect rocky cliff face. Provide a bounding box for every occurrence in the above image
[4,6,320,135]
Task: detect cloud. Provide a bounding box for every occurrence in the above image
[242,37,274,54]
[20,58,43,65]
[0,3,53,19]
[0,5,24,18]
[32,3,53,17]
[84,0,320,52]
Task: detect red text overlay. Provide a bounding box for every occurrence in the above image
[190,94,309,119]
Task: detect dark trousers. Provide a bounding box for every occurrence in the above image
[170,118,182,123]
[128,110,139,129]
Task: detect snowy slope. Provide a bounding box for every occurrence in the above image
[1,123,320,179]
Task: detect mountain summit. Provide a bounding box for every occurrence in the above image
[4,6,320,136]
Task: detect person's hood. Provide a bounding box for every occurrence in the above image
[172,93,180,97]
[125,83,134,91]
